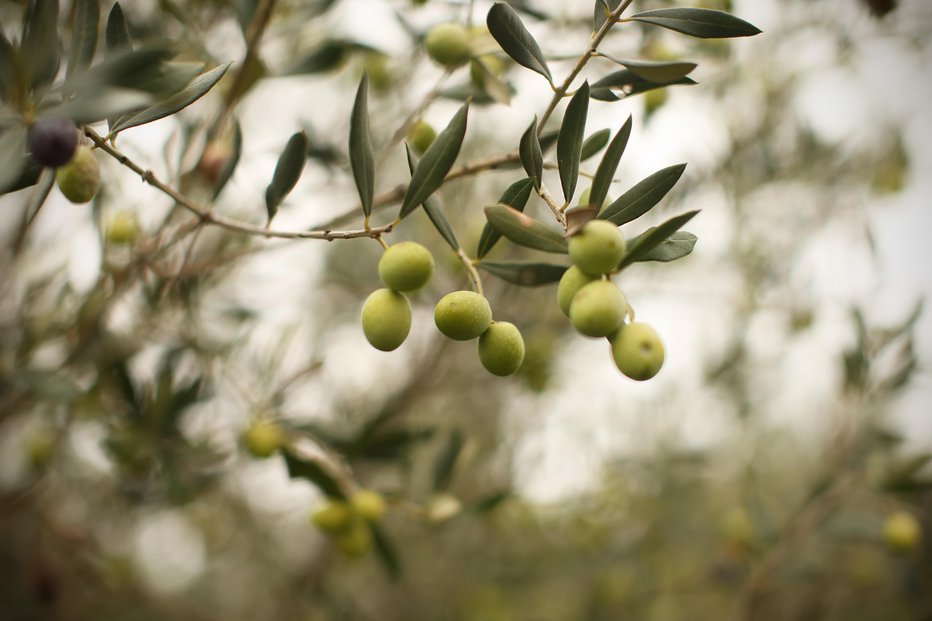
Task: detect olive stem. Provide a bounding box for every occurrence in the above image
[538,184,567,229]
[457,247,484,297]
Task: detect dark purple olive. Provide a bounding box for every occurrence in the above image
[27,118,79,168]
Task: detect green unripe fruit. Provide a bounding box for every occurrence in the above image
[883,510,921,552]
[469,54,504,88]
[577,186,610,210]
[351,489,387,522]
[434,290,492,340]
[361,288,412,351]
[644,88,668,116]
[56,145,101,203]
[569,281,626,337]
[106,210,141,245]
[311,501,353,533]
[243,418,285,458]
[477,321,525,376]
[611,322,665,380]
[424,23,471,67]
[557,265,597,317]
[378,241,434,291]
[363,53,393,92]
[568,220,626,276]
[407,120,437,155]
[336,519,373,556]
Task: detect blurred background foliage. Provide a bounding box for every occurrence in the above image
[1,0,931,619]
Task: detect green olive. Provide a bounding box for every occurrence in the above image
[434,290,492,340]
[569,280,626,337]
[361,289,412,351]
[557,265,597,317]
[610,321,665,381]
[568,220,626,276]
[106,210,141,245]
[243,418,285,458]
[336,518,373,556]
[56,145,101,203]
[477,321,525,376]
[350,489,387,522]
[311,501,353,533]
[407,120,437,155]
[378,241,434,291]
[424,23,471,67]
[883,510,922,552]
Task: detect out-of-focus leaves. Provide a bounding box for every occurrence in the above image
[590,69,696,102]
[405,145,459,251]
[0,156,42,195]
[880,454,932,494]
[590,115,632,210]
[623,230,697,263]
[0,33,15,101]
[477,177,535,258]
[503,0,549,21]
[580,128,610,162]
[519,116,543,190]
[627,8,762,39]
[399,101,469,218]
[478,260,568,286]
[213,121,243,200]
[471,490,511,513]
[432,429,463,492]
[110,62,232,134]
[283,450,346,499]
[349,75,375,218]
[0,127,28,195]
[106,2,132,54]
[264,131,308,223]
[372,525,402,580]
[67,0,99,78]
[355,428,436,461]
[22,0,61,90]
[283,40,374,76]
[557,81,589,203]
[599,55,697,82]
[484,204,568,254]
[42,87,151,124]
[599,163,686,225]
[487,3,552,84]
[471,58,513,105]
[618,210,699,270]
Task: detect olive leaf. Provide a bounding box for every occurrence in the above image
[599,163,686,225]
[105,2,132,53]
[593,0,623,31]
[580,128,610,162]
[627,8,762,39]
[487,2,552,84]
[405,145,460,251]
[212,120,243,200]
[0,127,28,195]
[399,101,469,219]
[484,204,568,254]
[21,0,61,90]
[618,210,699,270]
[624,230,697,263]
[0,34,15,102]
[478,260,568,286]
[477,177,535,259]
[519,116,543,190]
[372,525,402,580]
[432,429,463,492]
[590,69,696,102]
[349,75,375,218]
[598,55,697,83]
[589,115,632,210]
[67,0,100,78]
[557,81,590,204]
[264,131,308,224]
[283,450,346,499]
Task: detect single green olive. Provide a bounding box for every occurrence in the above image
[378,241,434,291]
[56,145,101,203]
[883,510,922,552]
[407,120,437,155]
[424,23,471,67]
[477,321,525,376]
[350,489,387,522]
[311,501,353,533]
[243,418,285,458]
[568,220,626,276]
[434,290,492,340]
[610,321,665,381]
[569,280,626,338]
[557,265,597,317]
[361,289,412,351]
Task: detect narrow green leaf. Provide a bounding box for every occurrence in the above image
[356,428,436,461]
[503,0,549,21]
[618,210,699,270]
[109,62,232,133]
[399,101,469,218]
[557,81,590,203]
[282,450,346,499]
[519,116,543,190]
[472,490,511,513]
[67,0,100,78]
[478,260,567,286]
[212,121,243,200]
[589,115,632,209]
[625,230,697,263]
[580,128,610,162]
[593,0,622,31]
[487,2,552,84]
[371,525,402,580]
[477,177,535,258]
[404,145,459,251]
[283,40,375,75]
[22,0,61,89]
[599,56,697,83]
[599,163,686,225]
[0,34,17,108]
[105,2,131,53]
[590,69,696,102]
[349,75,375,218]
[41,87,151,124]
[627,8,762,39]
[0,127,28,195]
[264,131,308,224]
[0,158,42,195]
[484,204,568,254]
[432,429,463,492]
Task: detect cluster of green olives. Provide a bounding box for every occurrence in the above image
[559,219,665,381]
[434,290,525,377]
[361,242,435,351]
[311,489,387,556]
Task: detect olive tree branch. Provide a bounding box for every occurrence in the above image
[536,0,636,134]
[457,247,484,296]
[85,126,393,242]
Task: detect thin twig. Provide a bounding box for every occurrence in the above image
[539,184,567,228]
[457,247,484,296]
